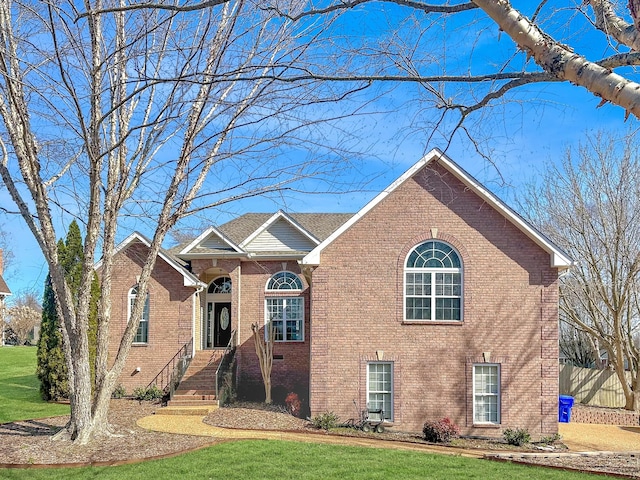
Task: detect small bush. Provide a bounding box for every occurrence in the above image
[538,433,561,445]
[503,427,531,446]
[111,384,126,399]
[285,392,302,417]
[132,385,163,401]
[422,417,460,443]
[310,411,340,430]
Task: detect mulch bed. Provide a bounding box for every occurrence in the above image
[1,399,639,478]
[0,399,214,466]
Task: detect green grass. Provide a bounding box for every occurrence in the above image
[0,439,605,479]
[0,346,69,423]
[0,348,603,479]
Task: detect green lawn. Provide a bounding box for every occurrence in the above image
[0,439,606,480]
[0,346,69,423]
[0,347,604,479]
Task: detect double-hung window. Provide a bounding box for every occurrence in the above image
[128,285,149,344]
[473,364,500,424]
[265,272,304,342]
[367,362,393,421]
[405,241,462,321]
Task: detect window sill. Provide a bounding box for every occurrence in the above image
[132,343,149,346]
[402,320,463,326]
[472,423,501,429]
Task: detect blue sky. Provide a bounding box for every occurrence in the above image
[1,2,638,299]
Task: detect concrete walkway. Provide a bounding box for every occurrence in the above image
[137,407,485,458]
[137,406,640,455]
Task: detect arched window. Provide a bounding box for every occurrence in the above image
[405,241,462,321]
[265,271,304,342]
[208,276,232,294]
[128,285,150,343]
[266,271,303,291]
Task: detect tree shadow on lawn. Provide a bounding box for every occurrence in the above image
[0,419,63,437]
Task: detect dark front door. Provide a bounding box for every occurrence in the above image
[214,302,232,347]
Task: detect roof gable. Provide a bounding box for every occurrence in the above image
[178,227,244,257]
[97,232,205,288]
[240,211,320,253]
[302,148,572,269]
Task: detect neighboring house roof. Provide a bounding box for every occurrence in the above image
[302,148,573,268]
[96,232,206,288]
[178,212,354,259]
[0,274,11,297]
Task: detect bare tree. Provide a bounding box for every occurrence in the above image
[559,319,603,369]
[521,132,640,410]
[0,0,367,444]
[6,291,42,345]
[251,321,275,404]
[100,1,640,129]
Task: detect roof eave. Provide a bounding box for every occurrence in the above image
[178,252,249,259]
[247,252,308,261]
[302,148,574,269]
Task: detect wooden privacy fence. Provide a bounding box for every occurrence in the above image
[559,363,631,408]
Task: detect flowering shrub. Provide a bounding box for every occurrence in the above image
[285,392,302,417]
[422,417,460,443]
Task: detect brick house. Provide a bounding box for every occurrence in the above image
[106,148,571,437]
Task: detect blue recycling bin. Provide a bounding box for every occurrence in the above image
[559,395,574,423]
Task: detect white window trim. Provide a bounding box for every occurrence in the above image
[128,286,149,344]
[403,241,463,322]
[472,363,501,425]
[264,297,305,342]
[208,276,232,294]
[366,362,394,422]
[265,271,303,291]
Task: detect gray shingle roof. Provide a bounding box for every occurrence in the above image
[218,213,354,246]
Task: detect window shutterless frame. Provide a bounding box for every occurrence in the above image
[404,240,463,322]
[473,363,501,424]
[128,285,149,344]
[366,362,393,421]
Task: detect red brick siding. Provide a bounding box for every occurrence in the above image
[107,243,195,392]
[309,163,560,437]
[234,261,311,402]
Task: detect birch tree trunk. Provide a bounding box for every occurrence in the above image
[0,0,367,443]
[252,321,275,404]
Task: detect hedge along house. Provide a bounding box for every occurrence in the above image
[105,148,571,437]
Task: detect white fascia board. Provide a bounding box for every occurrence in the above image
[437,153,573,269]
[94,231,148,271]
[303,148,572,269]
[303,149,444,265]
[179,226,244,255]
[277,211,321,245]
[239,210,320,249]
[178,252,249,259]
[95,231,206,289]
